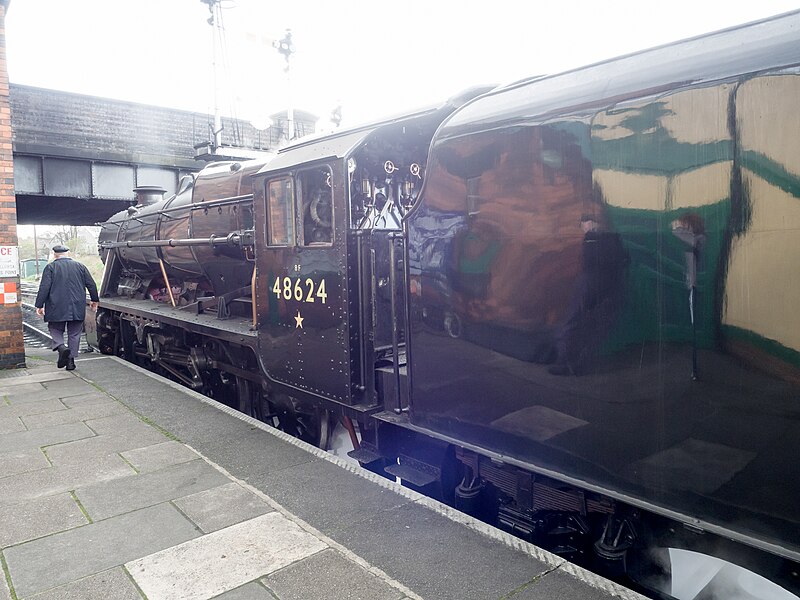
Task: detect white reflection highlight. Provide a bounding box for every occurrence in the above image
[669,548,798,600]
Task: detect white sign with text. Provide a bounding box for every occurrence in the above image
[0,246,19,277]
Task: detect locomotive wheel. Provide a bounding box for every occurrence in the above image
[236,376,255,417]
[275,396,334,450]
[235,376,269,422]
[97,331,115,355]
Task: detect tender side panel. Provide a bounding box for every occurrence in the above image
[406,70,800,557]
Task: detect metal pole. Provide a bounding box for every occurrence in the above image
[212,2,222,150]
[33,224,40,278]
[202,0,223,151]
[159,259,177,308]
[250,265,257,329]
[690,285,698,381]
[274,30,295,142]
[389,233,404,414]
[287,75,295,141]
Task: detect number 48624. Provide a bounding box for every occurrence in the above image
[272,276,328,304]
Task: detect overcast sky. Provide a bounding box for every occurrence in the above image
[6,1,800,129]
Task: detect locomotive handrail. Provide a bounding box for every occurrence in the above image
[98,230,255,250]
[388,231,407,414]
[190,194,253,212]
[104,194,254,224]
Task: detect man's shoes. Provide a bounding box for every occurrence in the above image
[66,358,76,371]
[56,345,70,369]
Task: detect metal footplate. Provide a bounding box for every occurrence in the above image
[383,454,440,487]
[347,442,383,466]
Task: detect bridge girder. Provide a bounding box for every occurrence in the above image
[13,154,195,225]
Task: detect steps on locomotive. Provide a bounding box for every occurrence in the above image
[383,455,440,487]
[346,442,383,466]
[349,409,447,493]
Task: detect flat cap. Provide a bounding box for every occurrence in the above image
[52,244,70,253]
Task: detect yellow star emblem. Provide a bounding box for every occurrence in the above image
[294,310,304,329]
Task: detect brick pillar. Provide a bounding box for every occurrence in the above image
[0,0,26,369]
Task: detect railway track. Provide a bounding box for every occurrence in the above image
[20,282,52,348]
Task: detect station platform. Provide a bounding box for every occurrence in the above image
[0,348,647,600]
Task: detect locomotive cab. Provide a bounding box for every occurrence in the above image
[251,103,472,416]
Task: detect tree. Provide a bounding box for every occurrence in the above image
[50,226,79,248]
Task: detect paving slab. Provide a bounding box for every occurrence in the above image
[44,430,169,466]
[4,388,58,405]
[61,392,118,408]
[4,502,200,598]
[0,447,50,479]
[333,501,551,600]
[0,371,72,389]
[0,416,24,434]
[25,567,144,600]
[510,566,622,600]
[196,427,318,480]
[77,359,319,477]
[253,457,411,534]
[0,454,133,506]
[121,440,199,473]
[84,411,168,438]
[0,422,94,454]
[40,377,100,398]
[0,491,88,548]
[20,401,127,430]
[173,482,273,533]
[263,548,405,600]
[1,382,47,399]
[1,381,44,395]
[126,512,327,600]
[0,569,10,600]
[75,459,231,521]
[211,582,274,600]
[0,398,70,420]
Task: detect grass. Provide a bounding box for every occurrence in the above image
[0,551,18,600]
[69,491,94,525]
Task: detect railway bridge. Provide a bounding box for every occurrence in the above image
[1,81,312,367]
[10,83,316,225]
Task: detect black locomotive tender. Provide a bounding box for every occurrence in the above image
[96,12,800,598]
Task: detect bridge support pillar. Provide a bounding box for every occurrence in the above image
[0,1,25,369]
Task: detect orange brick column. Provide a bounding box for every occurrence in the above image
[0,0,26,369]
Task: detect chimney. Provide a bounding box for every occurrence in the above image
[133,185,167,206]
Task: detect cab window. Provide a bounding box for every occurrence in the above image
[297,166,333,246]
[267,177,295,246]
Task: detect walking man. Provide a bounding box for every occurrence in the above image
[35,245,99,371]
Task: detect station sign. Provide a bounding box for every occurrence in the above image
[0,246,19,277]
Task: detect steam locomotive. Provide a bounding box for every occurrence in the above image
[94,12,800,599]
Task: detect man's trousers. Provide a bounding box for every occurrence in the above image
[48,320,84,359]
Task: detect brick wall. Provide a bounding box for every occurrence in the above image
[0,1,25,369]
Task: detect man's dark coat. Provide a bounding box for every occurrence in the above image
[35,258,99,322]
